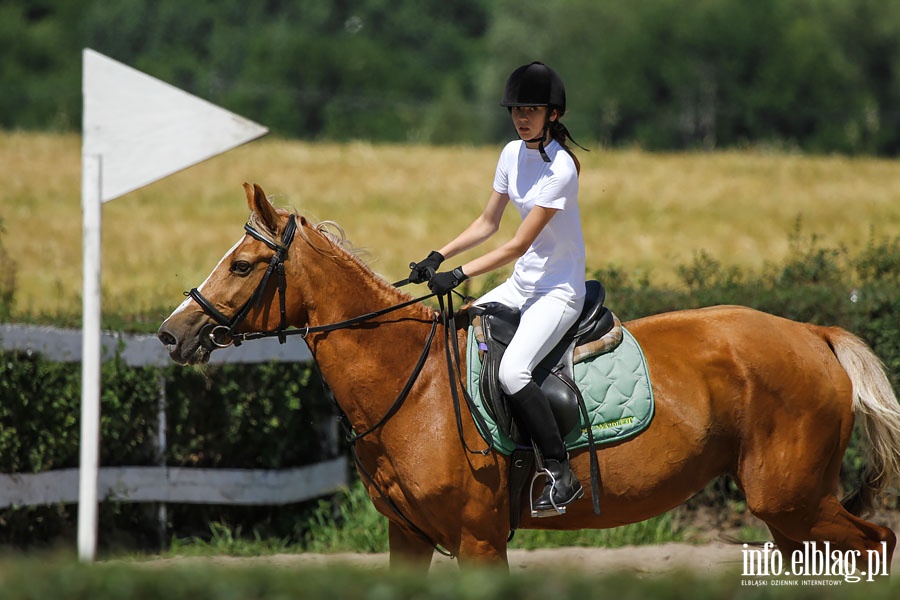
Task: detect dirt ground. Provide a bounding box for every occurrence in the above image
[143,507,900,576]
[145,542,742,574]
[146,541,899,577]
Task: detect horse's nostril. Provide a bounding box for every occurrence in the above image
[158,330,177,347]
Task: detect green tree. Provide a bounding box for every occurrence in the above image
[5,0,900,154]
[483,0,900,154]
[0,0,82,130]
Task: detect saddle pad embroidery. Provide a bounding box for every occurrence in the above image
[466,325,655,456]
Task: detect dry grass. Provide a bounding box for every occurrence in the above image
[3,131,900,319]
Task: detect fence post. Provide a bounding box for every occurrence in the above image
[155,373,168,549]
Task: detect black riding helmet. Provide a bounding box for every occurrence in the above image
[500,61,566,114]
[500,61,567,162]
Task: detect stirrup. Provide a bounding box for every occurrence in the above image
[529,467,582,518]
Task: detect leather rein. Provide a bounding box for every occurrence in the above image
[186,214,495,558]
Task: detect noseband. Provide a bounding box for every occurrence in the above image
[188,214,298,347]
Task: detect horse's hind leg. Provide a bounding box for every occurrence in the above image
[765,525,803,556]
[808,496,896,562]
[740,420,897,565]
[761,497,896,560]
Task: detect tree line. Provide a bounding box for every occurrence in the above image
[3,0,900,155]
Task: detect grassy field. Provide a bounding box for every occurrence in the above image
[3,131,900,321]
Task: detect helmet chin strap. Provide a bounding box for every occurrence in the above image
[525,119,552,162]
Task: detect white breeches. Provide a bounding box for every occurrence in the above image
[475,280,584,395]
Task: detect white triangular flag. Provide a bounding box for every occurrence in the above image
[82,48,268,202]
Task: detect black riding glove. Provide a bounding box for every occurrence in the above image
[408,250,444,283]
[429,267,468,295]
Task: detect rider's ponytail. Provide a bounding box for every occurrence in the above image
[549,120,587,176]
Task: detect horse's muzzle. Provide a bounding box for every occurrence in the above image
[157,319,214,365]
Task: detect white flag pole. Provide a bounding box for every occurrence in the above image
[79,48,267,561]
[78,152,102,562]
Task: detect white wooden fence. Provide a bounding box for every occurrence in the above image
[0,324,347,510]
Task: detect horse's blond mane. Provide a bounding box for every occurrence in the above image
[309,219,369,262]
[247,203,418,302]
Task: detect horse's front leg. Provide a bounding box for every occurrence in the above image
[388,521,435,572]
[457,530,510,571]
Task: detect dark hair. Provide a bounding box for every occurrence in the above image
[549,118,583,175]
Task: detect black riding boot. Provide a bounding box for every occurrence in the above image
[508,381,583,514]
[533,457,583,513]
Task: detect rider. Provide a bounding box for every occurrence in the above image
[408,61,587,514]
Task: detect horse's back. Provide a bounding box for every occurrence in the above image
[626,303,817,339]
[625,304,854,438]
[625,304,845,370]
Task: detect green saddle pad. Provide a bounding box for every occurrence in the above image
[466,325,654,456]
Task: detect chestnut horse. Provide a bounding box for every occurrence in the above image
[158,183,900,571]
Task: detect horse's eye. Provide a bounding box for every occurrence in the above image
[230,261,252,276]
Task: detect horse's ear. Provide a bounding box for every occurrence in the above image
[243,182,279,232]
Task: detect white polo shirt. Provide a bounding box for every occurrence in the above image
[492,139,586,299]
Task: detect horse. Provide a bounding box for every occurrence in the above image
[158,182,900,571]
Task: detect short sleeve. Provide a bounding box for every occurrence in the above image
[535,154,578,210]
[492,141,517,194]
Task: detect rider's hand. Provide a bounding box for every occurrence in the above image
[428,267,468,295]
[408,250,444,284]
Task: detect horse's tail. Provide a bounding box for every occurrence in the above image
[824,327,900,515]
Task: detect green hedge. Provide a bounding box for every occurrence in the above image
[0,358,337,550]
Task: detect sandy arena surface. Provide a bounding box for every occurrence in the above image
[144,541,899,577]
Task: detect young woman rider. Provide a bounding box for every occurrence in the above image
[408,61,588,514]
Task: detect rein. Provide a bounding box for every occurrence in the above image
[187,214,496,558]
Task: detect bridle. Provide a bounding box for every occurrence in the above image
[188,214,437,348]
[188,214,298,347]
[184,212,496,558]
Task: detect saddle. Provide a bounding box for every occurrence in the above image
[468,280,620,445]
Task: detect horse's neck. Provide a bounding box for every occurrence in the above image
[296,248,436,428]
[300,248,427,338]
